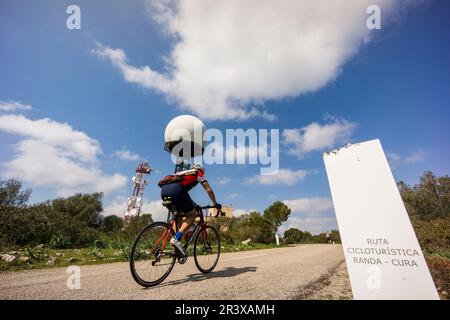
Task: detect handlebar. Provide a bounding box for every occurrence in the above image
[198,205,217,209]
[197,204,222,217]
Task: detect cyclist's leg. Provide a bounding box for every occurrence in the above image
[178,209,196,233]
[161,183,181,232]
[173,189,196,236]
[162,183,196,238]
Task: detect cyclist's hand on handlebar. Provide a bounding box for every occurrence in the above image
[214,203,222,217]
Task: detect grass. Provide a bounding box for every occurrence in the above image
[0,242,288,272]
[0,246,129,272]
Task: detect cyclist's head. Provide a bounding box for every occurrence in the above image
[192,163,205,174]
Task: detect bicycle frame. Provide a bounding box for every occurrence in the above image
[150,224,172,255]
[183,217,206,251]
[151,206,209,255]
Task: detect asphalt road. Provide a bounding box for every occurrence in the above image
[0,244,344,300]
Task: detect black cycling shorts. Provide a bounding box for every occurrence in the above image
[160,182,195,214]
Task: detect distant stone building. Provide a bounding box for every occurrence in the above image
[207,204,233,219]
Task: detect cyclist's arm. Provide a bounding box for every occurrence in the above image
[201,181,218,207]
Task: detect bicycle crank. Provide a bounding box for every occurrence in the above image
[151,248,162,266]
[177,253,188,264]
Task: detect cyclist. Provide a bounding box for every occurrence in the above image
[158,163,221,255]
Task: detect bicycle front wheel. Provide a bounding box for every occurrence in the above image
[194,225,220,273]
[130,222,176,287]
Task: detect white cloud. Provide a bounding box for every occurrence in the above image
[0,114,126,196]
[244,168,309,186]
[404,150,425,164]
[93,45,172,93]
[93,0,419,120]
[0,114,101,162]
[113,148,140,161]
[142,199,167,221]
[227,192,238,200]
[103,197,168,221]
[283,197,334,216]
[103,196,128,216]
[233,208,258,217]
[283,117,356,158]
[216,177,230,185]
[279,197,336,234]
[279,215,338,235]
[0,100,32,112]
[387,152,401,164]
[268,194,279,201]
[387,149,425,168]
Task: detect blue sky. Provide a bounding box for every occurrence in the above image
[1,0,449,234]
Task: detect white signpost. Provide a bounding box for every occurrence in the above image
[323,139,439,300]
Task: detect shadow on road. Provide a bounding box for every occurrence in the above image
[144,266,257,290]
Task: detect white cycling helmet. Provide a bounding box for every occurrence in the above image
[192,163,205,174]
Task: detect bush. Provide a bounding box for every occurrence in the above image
[283,228,305,244]
[399,171,450,299]
[114,214,154,242]
[0,204,53,246]
[102,215,124,233]
[233,212,274,243]
[91,238,109,249]
[51,193,104,228]
[0,202,102,248]
[426,256,450,299]
[411,216,450,259]
[49,234,72,249]
[208,212,274,244]
[49,210,101,247]
[208,216,234,244]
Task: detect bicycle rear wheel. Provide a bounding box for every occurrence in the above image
[193,225,220,273]
[130,222,176,287]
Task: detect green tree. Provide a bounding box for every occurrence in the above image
[302,231,313,242]
[0,178,32,208]
[283,228,304,243]
[122,214,154,239]
[209,216,234,244]
[329,229,341,243]
[312,233,328,243]
[239,211,274,243]
[398,171,450,220]
[263,201,291,233]
[52,193,104,228]
[102,215,124,233]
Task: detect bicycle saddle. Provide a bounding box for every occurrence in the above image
[162,197,173,207]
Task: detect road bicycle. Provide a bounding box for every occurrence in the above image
[129,198,221,287]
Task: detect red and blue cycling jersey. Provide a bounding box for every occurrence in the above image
[174,168,207,191]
